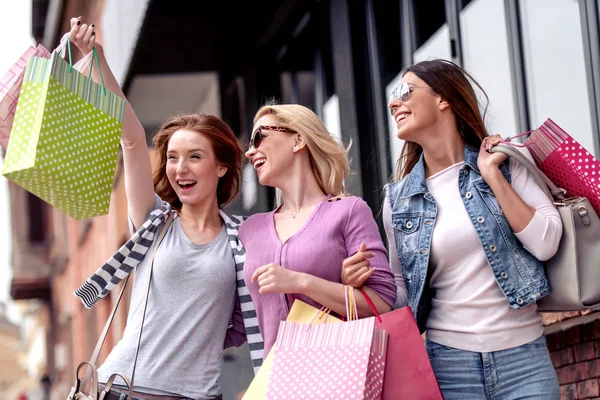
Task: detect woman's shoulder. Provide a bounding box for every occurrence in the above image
[325,194,363,207]
[323,195,373,218]
[239,211,273,234]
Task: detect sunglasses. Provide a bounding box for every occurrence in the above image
[249,125,298,149]
[388,82,431,116]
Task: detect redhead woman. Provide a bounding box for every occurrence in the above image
[69,18,258,400]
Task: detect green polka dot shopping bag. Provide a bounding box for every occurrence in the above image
[2,38,124,220]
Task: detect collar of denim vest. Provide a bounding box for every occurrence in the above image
[397,144,481,199]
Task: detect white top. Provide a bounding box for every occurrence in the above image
[384,147,562,352]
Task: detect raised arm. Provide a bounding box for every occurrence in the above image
[69,18,155,228]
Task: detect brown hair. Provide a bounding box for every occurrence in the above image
[152,114,243,209]
[395,59,489,180]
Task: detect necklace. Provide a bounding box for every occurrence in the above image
[282,195,328,218]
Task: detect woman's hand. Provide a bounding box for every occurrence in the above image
[251,264,307,295]
[478,134,508,180]
[341,242,374,288]
[69,16,97,55]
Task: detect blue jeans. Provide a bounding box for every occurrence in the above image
[425,335,559,400]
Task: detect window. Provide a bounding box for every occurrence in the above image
[520,0,596,155]
[460,0,518,136]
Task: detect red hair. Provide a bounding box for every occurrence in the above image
[152,114,243,209]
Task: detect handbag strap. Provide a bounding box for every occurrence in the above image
[87,213,174,383]
[99,373,132,400]
[489,143,566,201]
[129,212,174,389]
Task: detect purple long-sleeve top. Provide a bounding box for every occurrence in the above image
[239,195,397,356]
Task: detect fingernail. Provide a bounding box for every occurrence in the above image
[77,16,82,19]
[369,252,375,257]
[76,21,81,25]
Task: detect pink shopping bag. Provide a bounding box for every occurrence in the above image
[266,316,388,400]
[360,290,443,400]
[518,118,600,214]
[0,44,51,149]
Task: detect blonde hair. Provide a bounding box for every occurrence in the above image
[253,103,350,206]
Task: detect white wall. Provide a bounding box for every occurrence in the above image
[102,0,151,86]
[323,95,342,143]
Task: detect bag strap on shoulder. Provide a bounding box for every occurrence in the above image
[85,213,174,394]
[490,143,566,201]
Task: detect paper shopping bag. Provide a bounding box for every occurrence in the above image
[266,316,388,400]
[357,290,443,399]
[524,118,600,214]
[2,45,124,220]
[376,307,443,399]
[0,44,51,149]
[242,300,342,400]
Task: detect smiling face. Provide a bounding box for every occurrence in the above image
[388,72,444,145]
[165,129,224,206]
[245,114,298,187]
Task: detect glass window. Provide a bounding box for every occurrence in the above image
[460,0,518,136]
[520,0,596,155]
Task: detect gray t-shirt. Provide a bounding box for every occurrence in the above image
[98,197,236,399]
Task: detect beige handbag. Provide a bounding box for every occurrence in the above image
[491,144,600,311]
[67,214,174,400]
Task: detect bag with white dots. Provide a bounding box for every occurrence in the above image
[265,287,388,400]
[2,35,124,220]
[491,120,600,311]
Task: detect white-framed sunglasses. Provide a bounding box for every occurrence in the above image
[388,82,431,116]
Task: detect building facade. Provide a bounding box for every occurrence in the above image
[5,0,600,399]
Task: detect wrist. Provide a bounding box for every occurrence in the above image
[481,167,504,184]
[295,272,312,295]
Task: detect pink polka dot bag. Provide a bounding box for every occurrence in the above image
[515,118,600,215]
[492,119,600,311]
[265,287,388,400]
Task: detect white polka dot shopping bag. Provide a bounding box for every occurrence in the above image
[265,288,388,400]
[519,118,600,215]
[492,119,600,312]
[243,300,344,400]
[2,44,124,220]
[266,318,388,400]
[0,44,51,150]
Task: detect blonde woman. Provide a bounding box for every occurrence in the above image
[239,103,397,355]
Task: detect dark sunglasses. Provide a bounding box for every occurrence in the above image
[249,125,298,149]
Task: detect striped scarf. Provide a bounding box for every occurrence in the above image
[74,202,264,373]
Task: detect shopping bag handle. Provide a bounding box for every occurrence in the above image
[489,143,566,201]
[358,288,383,323]
[55,33,107,95]
[89,48,107,95]
[56,34,75,72]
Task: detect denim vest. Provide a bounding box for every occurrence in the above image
[387,145,550,333]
